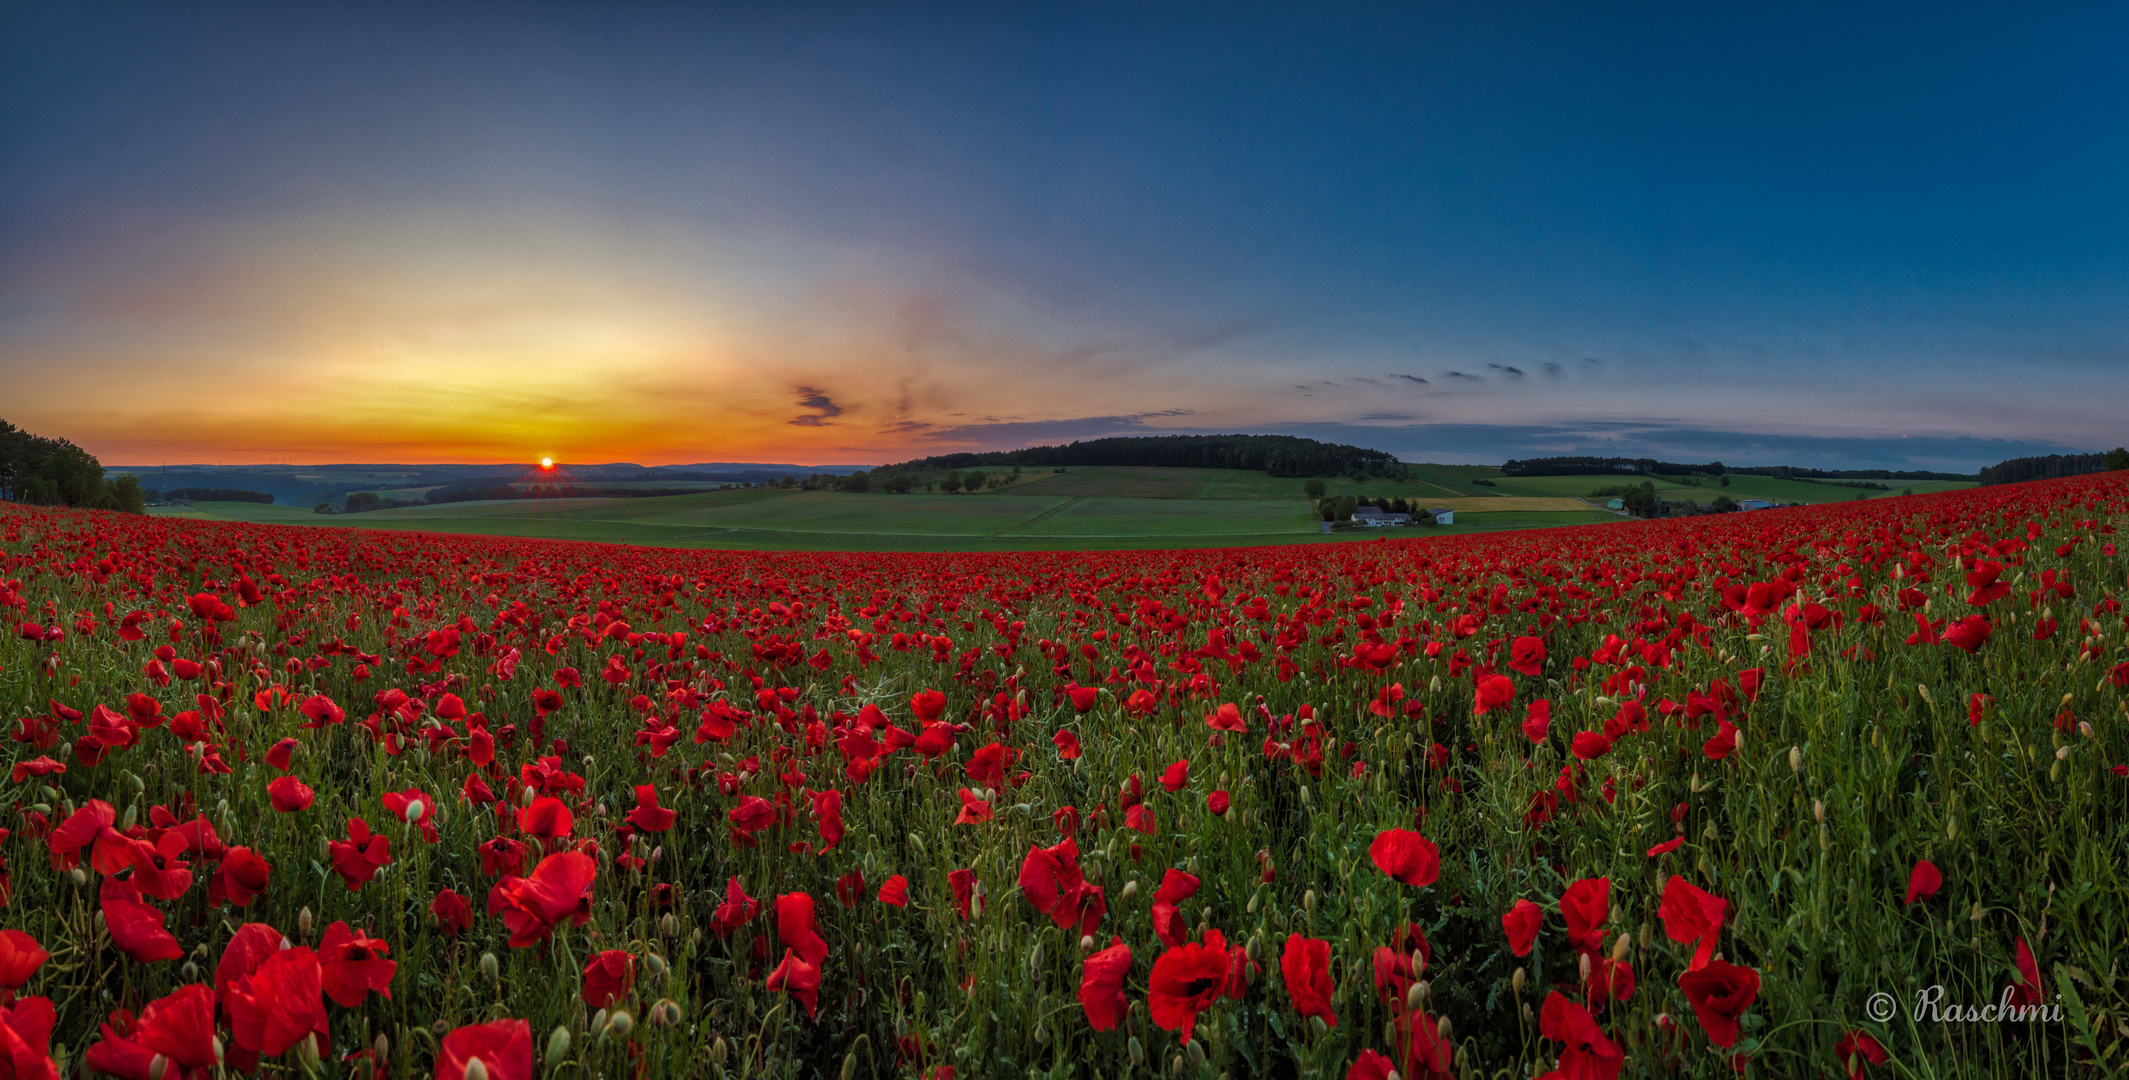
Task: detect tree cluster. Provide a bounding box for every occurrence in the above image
[0,418,144,512]
[1980,450,2129,486]
[880,434,1399,478]
[149,487,275,504]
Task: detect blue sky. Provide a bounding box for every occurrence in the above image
[2,1,2123,469]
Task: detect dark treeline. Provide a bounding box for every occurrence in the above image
[1979,451,2127,486]
[1502,455,1972,482]
[0,418,145,512]
[882,434,1399,477]
[151,487,274,504]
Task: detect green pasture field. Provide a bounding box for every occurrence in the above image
[981,465,1471,502]
[148,477,1623,552]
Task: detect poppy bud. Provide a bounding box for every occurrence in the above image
[609,1011,633,1037]
[844,1050,862,1079]
[1512,966,1525,995]
[374,1033,389,1063]
[659,913,677,938]
[465,1059,489,1080]
[1437,1015,1453,1042]
[1947,818,1958,840]
[1640,920,1653,950]
[298,906,314,938]
[711,1036,729,1066]
[1788,746,1801,773]
[1298,785,1310,806]
[1128,1036,1145,1066]
[149,1055,168,1080]
[1186,1040,1206,1068]
[1032,1023,1049,1047]
[1429,675,1441,693]
[1407,981,1426,1012]
[298,1034,319,1068]
[2080,721,2095,739]
[181,961,200,981]
[1303,890,1316,913]
[1122,880,1139,901]
[591,1009,609,1036]
[1916,684,1934,706]
[120,803,137,831]
[405,799,426,824]
[521,786,537,807]
[1080,935,1095,952]
[1813,799,1825,823]
[480,952,499,981]
[69,868,85,886]
[1578,952,1591,981]
[1310,1015,1328,1036]
[646,953,668,980]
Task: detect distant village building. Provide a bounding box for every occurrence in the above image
[1430,509,1454,525]
[1605,498,1624,510]
[1350,507,1412,527]
[1738,500,1775,511]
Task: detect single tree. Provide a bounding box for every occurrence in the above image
[1302,478,1326,498]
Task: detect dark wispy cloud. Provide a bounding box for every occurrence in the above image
[1354,412,1421,421]
[1442,370,1482,381]
[1393,373,1429,385]
[1542,362,1564,377]
[790,386,845,427]
[1486,363,1525,377]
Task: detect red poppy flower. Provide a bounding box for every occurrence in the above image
[267,776,313,813]
[215,847,271,908]
[955,788,994,825]
[7,758,62,784]
[1207,790,1230,815]
[226,946,328,1060]
[1677,959,1759,1047]
[1571,731,1612,760]
[0,931,47,1003]
[486,850,596,948]
[1151,869,1201,946]
[1346,1048,1395,1080]
[48,799,127,872]
[615,784,674,834]
[318,922,395,1007]
[1079,937,1132,1031]
[1204,702,1247,731]
[1538,991,1623,1079]
[877,875,909,907]
[581,949,636,1008]
[1159,759,1189,792]
[947,869,976,920]
[326,818,392,890]
[439,1020,531,1080]
[767,948,821,1019]
[1279,934,1336,1028]
[1645,836,1684,857]
[776,892,828,966]
[1473,673,1515,716]
[479,836,525,878]
[1509,635,1546,676]
[1147,930,1242,1043]
[1502,899,1542,957]
[809,788,842,852]
[129,984,219,1073]
[1836,1030,1888,1078]
[727,796,775,835]
[1124,803,1156,835]
[1904,860,1942,906]
[99,877,181,963]
[1052,730,1082,758]
[517,797,574,840]
[1367,829,1440,888]
[1941,614,1992,653]
[1560,877,1610,957]
[709,876,761,936]
[1522,699,1552,744]
[1657,876,1727,971]
[910,689,948,722]
[432,888,474,935]
[1068,685,1101,712]
[0,996,57,1079]
[2008,937,2044,1008]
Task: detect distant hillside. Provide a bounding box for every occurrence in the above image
[1501,455,1974,482]
[881,434,1398,477]
[108,460,870,509]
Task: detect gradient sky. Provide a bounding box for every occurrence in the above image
[4,2,2125,470]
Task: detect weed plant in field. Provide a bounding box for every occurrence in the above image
[0,474,2124,1079]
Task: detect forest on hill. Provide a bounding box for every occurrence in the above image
[881,433,1400,477]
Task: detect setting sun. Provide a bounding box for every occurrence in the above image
[539,457,554,470]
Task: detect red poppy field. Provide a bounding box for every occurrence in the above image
[0,473,2125,1079]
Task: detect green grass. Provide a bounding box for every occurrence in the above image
[156,476,1629,551]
